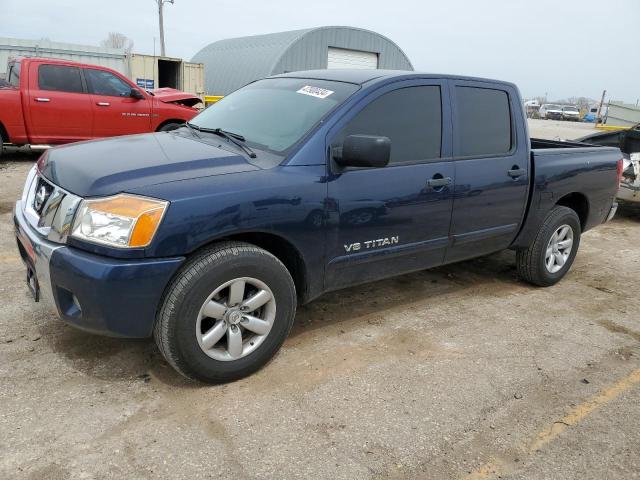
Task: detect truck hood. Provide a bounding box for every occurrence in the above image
[39,133,259,197]
[152,88,202,108]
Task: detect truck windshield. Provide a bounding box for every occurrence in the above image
[189,78,359,155]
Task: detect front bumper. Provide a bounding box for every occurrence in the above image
[14,201,185,338]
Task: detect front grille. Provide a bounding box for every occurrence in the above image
[21,166,82,243]
[32,176,54,216]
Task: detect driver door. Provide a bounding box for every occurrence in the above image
[325,80,454,289]
[84,67,152,137]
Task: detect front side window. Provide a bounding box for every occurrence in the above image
[456,86,512,157]
[38,65,83,93]
[190,78,359,155]
[85,69,132,97]
[332,86,442,164]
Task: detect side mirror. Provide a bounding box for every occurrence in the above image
[130,88,144,100]
[335,134,391,168]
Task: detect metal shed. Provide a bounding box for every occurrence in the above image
[0,36,127,78]
[192,26,414,95]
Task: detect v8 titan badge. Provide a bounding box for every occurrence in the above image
[296,85,334,99]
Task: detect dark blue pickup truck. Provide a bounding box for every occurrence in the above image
[14,70,622,382]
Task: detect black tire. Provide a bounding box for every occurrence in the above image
[154,241,296,383]
[0,130,4,159]
[158,122,183,132]
[516,206,581,287]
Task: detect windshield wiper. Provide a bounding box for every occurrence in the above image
[187,124,256,158]
[184,122,201,139]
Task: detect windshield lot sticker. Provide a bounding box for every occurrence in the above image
[297,86,334,99]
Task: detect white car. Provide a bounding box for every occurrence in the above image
[539,104,564,120]
[562,105,581,122]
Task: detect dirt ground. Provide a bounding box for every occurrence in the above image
[527,118,597,141]
[1,121,639,479]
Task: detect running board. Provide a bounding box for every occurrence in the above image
[25,144,53,151]
[2,144,53,152]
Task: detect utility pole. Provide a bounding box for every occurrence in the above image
[596,89,606,126]
[156,0,174,57]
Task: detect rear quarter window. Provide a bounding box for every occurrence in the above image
[8,62,21,87]
[456,86,512,157]
[38,64,84,93]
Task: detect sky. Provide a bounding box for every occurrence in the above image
[1,0,638,103]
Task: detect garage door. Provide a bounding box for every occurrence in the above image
[327,47,378,69]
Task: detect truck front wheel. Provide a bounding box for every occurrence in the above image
[516,206,581,287]
[154,242,297,383]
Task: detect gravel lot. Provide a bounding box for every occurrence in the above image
[1,121,639,479]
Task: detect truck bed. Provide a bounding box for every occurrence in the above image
[509,138,621,250]
[531,137,596,149]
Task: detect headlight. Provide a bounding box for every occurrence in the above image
[71,194,168,248]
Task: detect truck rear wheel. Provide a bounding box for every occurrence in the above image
[154,241,296,383]
[516,206,581,287]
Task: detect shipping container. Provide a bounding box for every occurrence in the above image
[128,53,205,99]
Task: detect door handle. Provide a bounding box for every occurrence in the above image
[34,97,50,102]
[508,167,526,178]
[96,102,111,106]
[427,176,452,188]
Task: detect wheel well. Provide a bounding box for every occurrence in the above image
[207,233,308,301]
[155,119,186,131]
[556,192,589,230]
[0,121,8,143]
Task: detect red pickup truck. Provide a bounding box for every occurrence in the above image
[0,57,201,155]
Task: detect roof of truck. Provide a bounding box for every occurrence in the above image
[270,69,516,88]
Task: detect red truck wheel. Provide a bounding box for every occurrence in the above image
[158,122,183,132]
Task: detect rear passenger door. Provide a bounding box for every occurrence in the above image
[325,80,454,289]
[27,63,93,144]
[84,68,152,137]
[445,81,529,263]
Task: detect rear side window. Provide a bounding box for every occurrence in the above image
[456,86,512,156]
[84,69,132,97]
[333,86,442,164]
[8,62,21,87]
[38,65,84,93]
